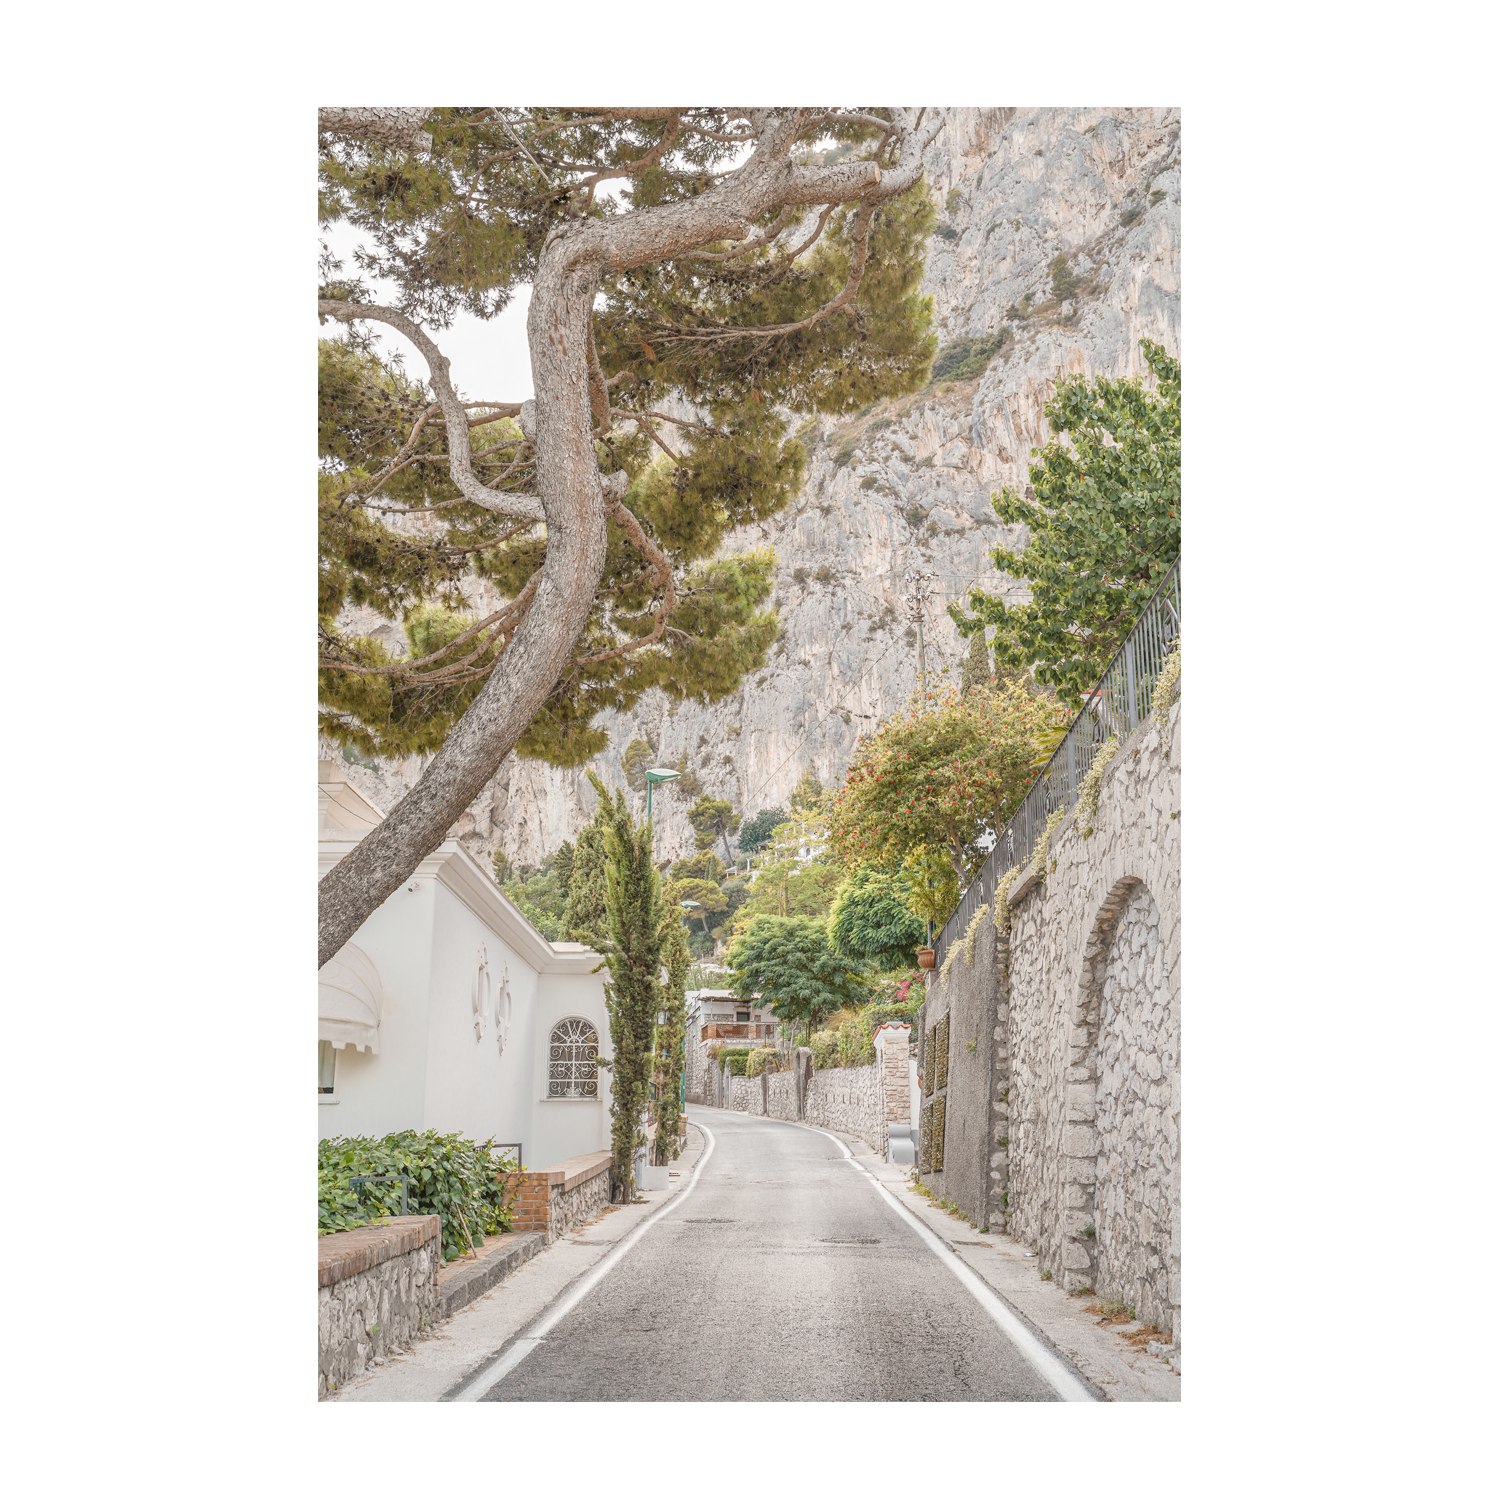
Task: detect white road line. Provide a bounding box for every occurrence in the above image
[808,1124,1096,1402]
[446,1122,718,1402]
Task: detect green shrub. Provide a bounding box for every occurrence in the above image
[1149,189,1166,206]
[1049,252,1080,301]
[745,1046,781,1077]
[945,188,962,215]
[1120,204,1143,227]
[859,476,878,491]
[836,1013,875,1068]
[718,1046,753,1076]
[931,331,1009,383]
[318,1130,516,1262]
[810,1029,839,1068]
[934,224,959,241]
[832,439,858,467]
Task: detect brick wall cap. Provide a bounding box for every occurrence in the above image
[318,1214,441,1287]
[499,1149,611,1191]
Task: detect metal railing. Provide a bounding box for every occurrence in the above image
[932,558,1181,969]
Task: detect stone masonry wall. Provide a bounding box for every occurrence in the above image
[699,1057,893,1156]
[318,1215,441,1398]
[918,923,1003,1222]
[549,1160,612,1239]
[922,690,1180,1345]
[501,1151,612,1243]
[1003,692,1180,1342]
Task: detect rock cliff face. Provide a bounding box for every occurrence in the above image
[323,107,1181,873]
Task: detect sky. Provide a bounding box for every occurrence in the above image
[318,217,536,400]
[317,136,762,403]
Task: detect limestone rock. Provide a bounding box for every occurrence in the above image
[326,107,1182,874]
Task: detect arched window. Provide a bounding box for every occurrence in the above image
[548,1018,599,1098]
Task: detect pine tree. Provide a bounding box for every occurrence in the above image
[588,772,665,1201]
[316,107,946,967]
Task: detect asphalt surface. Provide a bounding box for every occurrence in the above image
[482,1106,1063,1401]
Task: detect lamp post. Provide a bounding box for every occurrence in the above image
[643,766,681,826]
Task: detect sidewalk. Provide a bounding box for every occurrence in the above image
[331,1128,708,1402]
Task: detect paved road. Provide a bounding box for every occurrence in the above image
[479,1107,1077,1401]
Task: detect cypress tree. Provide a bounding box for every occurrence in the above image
[562,823,610,950]
[961,627,992,694]
[588,772,664,1201]
[653,914,690,1166]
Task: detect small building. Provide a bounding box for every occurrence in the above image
[318,762,611,1168]
[684,988,779,1104]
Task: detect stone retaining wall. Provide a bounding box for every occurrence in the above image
[318,1214,441,1398]
[698,1040,909,1157]
[919,692,1181,1346]
[500,1150,612,1242]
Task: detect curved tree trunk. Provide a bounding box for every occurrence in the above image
[317,108,945,969]
[318,248,607,967]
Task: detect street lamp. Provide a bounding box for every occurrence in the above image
[643,766,681,824]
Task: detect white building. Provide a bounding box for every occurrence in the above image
[317,761,611,1170]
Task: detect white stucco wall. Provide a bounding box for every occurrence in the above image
[319,839,610,1170]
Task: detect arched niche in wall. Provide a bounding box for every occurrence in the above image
[1064,874,1179,1341]
[318,943,385,1054]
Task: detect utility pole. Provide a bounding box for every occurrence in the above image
[904,569,936,699]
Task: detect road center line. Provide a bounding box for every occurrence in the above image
[445,1121,718,1402]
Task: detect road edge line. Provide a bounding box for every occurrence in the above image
[806,1123,1096,1402]
[444,1121,717,1402]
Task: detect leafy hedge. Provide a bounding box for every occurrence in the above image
[745,1046,782,1077]
[715,1046,753,1076]
[319,1130,516,1263]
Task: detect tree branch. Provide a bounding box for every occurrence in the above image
[318,108,432,154]
[318,299,545,524]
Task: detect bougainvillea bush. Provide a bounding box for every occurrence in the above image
[827,680,1069,881]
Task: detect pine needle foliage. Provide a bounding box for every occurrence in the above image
[318,109,939,764]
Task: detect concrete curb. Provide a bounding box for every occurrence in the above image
[437,1232,546,1320]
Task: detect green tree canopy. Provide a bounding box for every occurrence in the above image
[671,849,725,884]
[827,865,926,969]
[950,338,1180,707]
[653,913,689,1166]
[789,767,826,814]
[688,795,741,863]
[664,876,727,931]
[621,738,655,792]
[727,915,869,1034]
[827,680,1069,881]
[738,806,790,856]
[960,627,992,694]
[729,858,842,937]
[315,108,948,969]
